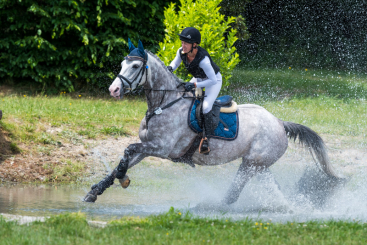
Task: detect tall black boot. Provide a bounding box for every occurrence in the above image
[199,110,215,155]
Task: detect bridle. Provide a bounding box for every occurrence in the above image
[116,54,148,92]
[114,52,203,128]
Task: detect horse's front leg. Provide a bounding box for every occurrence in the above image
[83,147,146,203]
[84,141,167,203]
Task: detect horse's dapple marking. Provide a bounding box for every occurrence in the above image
[188,100,239,140]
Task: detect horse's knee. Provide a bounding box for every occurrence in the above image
[125,144,138,157]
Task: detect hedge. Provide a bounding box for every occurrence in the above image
[0,0,178,93]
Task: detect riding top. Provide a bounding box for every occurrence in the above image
[179,46,220,79]
[169,47,221,88]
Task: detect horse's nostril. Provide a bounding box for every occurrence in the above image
[114,88,119,93]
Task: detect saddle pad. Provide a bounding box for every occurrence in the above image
[188,100,239,141]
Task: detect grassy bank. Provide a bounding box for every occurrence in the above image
[0,93,147,183]
[0,94,147,143]
[0,67,366,183]
[1,210,366,244]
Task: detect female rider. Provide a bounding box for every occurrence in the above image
[167,27,222,155]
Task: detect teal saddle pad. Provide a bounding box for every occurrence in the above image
[188,100,239,141]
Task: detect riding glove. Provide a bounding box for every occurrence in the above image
[184,82,196,91]
[167,66,173,73]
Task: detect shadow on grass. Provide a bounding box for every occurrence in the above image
[0,121,20,164]
[226,68,367,103]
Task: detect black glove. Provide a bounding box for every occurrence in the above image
[167,66,173,73]
[184,83,196,91]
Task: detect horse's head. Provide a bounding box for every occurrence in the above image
[109,38,149,99]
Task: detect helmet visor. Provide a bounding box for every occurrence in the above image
[178,34,196,43]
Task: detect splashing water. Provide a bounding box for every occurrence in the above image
[1,142,366,222]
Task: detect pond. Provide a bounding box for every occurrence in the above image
[1,150,367,223]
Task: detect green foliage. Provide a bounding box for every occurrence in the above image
[0,0,176,93]
[157,0,240,87]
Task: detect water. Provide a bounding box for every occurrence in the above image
[1,148,367,223]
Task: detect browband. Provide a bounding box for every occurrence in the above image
[124,56,146,62]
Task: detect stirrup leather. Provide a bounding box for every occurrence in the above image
[199,137,210,154]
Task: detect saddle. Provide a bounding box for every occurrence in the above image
[171,93,239,167]
[195,95,237,130]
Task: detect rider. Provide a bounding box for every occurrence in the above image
[167,27,222,155]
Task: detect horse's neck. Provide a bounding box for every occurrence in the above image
[144,57,183,112]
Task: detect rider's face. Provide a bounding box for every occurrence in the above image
[181,41,195,53]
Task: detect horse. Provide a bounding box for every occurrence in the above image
[83,41,343,205]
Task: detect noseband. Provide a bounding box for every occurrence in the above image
[117,55,148,91]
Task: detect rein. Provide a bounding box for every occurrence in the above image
[144,83,201,129]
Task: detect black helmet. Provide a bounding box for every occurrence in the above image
[178,27,201,44]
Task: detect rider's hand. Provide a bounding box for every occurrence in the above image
[167,66,173,73]
[184,82,196,91]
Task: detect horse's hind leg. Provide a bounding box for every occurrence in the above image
[256,168,282,192]
[223,159,262,205]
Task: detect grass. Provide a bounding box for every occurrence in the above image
[1,68,366,144]
[229,67,367,102]
[1,209,367,244]
[226,67,367,145]
[0,93,147,164]
[0,94,146,144]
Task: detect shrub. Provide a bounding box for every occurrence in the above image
[157,0,241,87]
[0,0,177,93]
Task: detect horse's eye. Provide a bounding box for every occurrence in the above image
[132,64,139,69]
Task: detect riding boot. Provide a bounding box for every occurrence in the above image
[199,110,215,155]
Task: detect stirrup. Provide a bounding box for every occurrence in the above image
[199,137,210,155]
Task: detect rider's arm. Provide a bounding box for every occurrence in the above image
[195,56,218,88]
[169,49,182,71]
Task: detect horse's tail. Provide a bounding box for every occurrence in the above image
[283,121,341,180]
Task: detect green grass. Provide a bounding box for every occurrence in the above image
[0,94,147,145]
[226,68,367,144]
[1,68,366,144]
[1,209,367,244]
[228,67,367,102]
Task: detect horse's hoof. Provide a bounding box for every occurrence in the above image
[119,175,130,189]
[83,193,97,203]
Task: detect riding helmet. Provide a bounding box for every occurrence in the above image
[178,27,201,44]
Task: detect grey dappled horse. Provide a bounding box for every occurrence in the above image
[84,48,342,204]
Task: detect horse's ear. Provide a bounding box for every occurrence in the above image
[128,38,136,53]
[138,40,145,56]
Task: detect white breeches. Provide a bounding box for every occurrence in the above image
[200,73,222,114]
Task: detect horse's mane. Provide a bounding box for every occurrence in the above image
[145,50,182,85]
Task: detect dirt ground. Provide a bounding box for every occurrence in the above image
[0,124,366,183]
